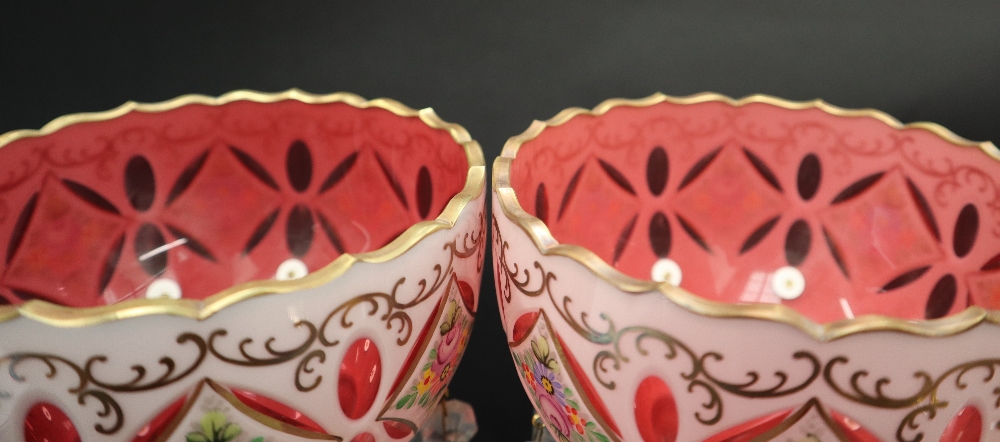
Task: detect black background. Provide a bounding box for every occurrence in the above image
[2,3,998,440]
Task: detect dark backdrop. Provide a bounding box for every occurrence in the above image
[2,3,998,441]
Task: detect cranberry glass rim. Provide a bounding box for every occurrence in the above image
[493,91,1000,341]
[0,89,486,326]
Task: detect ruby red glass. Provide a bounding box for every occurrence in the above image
[0,100,467,307]
[510,100,1000,323]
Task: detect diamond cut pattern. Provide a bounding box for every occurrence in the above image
[0,99,468,307]
[315,151,417,254]
[968,270,1000,309]
[510,99,1000,322]
[3,176,126,306]
[819,169,944,291]
[673,146,790,257]
[549,160,642,264]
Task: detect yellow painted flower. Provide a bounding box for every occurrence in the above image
[417,368,436,395]
[566,405,587,434]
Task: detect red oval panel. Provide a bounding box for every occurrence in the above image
[458,279,476,312]
[339,338,382,420]
[383,420,413,439]
[634,376,678,442]
[350,432,376,442]
[24,402,80,442]
[511,311,540,343]
[941,405,982,442]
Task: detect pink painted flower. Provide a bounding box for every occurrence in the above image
[537,393,572,438]
[433,302,463,374]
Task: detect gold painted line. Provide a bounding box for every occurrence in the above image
[0,89,484,327]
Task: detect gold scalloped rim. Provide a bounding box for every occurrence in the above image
[494,91,1000,342]
[0,89,485,327]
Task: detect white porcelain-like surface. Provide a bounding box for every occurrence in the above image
[494,93,1000,442]
[494,194,1000,441]
[1,192,484,441]
[0,91,486,442]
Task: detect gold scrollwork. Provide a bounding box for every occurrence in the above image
[1,218,484,436]
[825,356,1000,442]
[494,214,820,425]
[7,353,128,434]
[496,213,999,439]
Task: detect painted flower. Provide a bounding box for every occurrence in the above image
[566,405,587,434]
[521,362,535,388]
[531,359,565,405]
[439,361,453,380]
[433,301,462,374]
[538,393,572,438]
[186,410,241,442]
[417,368,436,396]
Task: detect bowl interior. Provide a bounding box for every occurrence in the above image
[0,97,468,307]
[509,98,1000,323]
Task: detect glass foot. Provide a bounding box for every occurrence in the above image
[412,398,478,442]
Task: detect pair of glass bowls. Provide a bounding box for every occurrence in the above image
[1,90,997,442]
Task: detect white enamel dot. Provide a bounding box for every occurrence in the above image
[145,278,182,300]
[651,258,683,286]
[772,266,806,300]
[276,258,308,281]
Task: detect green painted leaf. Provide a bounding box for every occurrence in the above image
[220,422,241,441]
[545,358,560,374]
[186,434,210,442]
[531,338,549,363]
[564,387,573,397]
[428,348,437,360]
[418,392,430,406]
[201,411,227,436]
[590,430,610,442]
[396,394,414,409]
[251,438,264,442]
[566,399,580,410]
[585,421,597,430]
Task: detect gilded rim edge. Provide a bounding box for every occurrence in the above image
[0,89,486,327]
[493,91,1000,342]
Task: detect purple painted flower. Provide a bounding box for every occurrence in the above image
[532,360,565,405]
[435,324,461,366]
